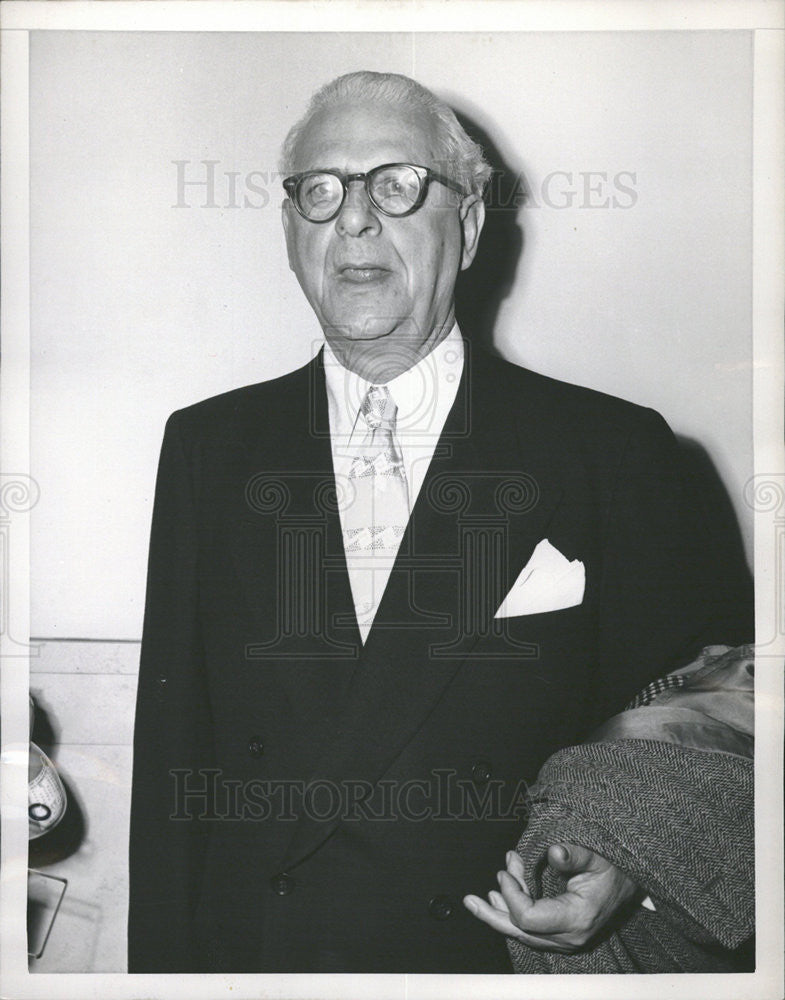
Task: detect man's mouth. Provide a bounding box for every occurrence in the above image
[337,264,390,283]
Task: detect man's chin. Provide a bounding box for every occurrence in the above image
[323,320,430,381]
[324,318,401,342]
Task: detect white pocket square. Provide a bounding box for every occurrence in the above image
[494,538,585,618]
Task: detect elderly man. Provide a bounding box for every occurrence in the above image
[128,71,752,973]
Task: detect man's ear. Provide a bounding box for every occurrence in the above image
[281,198,296,272]
[458,194,486,271]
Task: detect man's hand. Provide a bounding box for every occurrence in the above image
[463,844,641,953]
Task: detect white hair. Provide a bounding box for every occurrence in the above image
[279,71,492,198]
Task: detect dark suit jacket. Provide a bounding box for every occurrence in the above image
[128,345,752,973]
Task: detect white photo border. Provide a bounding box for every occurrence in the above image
[1,2,783,999]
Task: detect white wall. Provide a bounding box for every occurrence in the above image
[30,30,753,640]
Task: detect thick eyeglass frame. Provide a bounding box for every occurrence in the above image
[282,162,466,223]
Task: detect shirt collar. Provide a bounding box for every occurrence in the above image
[323,325,464,441]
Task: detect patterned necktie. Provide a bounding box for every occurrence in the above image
[342,384,410,637]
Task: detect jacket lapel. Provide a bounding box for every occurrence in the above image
[279,344,566,871]
[230,355,362,724]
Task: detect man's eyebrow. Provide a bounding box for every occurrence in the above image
[299,163,408,175]
[293,165,342,175]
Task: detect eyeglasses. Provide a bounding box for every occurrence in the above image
[283,162,466,223]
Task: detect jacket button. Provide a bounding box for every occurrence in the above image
[428,894,454,920]
[248,736,264,757]
[471,760,492,784]
[270,873,294,896]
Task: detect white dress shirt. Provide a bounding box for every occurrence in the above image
[323,325,464,639]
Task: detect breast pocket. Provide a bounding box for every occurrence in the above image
[489,602,593,672]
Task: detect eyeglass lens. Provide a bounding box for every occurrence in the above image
[296,164,424,221]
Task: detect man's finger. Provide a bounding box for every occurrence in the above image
[488,889,510,914]
[547,843,602,876]
[498,870,587,935]
[465,892,583,952]
[505,850,530,894]
[547,844,640,913]
[497,928,585,954]
[463,895,525,939]
[496,868,534,909]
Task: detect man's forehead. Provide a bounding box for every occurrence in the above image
[292,100,437,171]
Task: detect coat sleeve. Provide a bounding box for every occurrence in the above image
[128,411,214,972]
[588,407,754,722]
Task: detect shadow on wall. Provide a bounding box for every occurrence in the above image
[676,435,753,583]
[453,109,527,356]
[452,107,753,602]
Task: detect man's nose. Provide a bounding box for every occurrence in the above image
[335,179,382,237]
